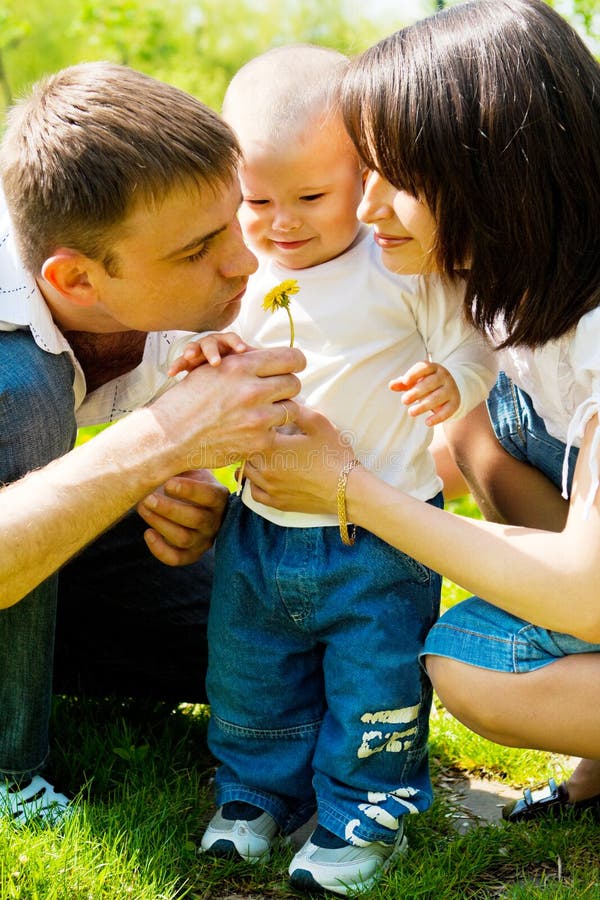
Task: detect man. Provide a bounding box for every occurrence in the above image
[0,61,303,823]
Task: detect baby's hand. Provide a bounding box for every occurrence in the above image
[168,332,250,376]
[389,359,460,426]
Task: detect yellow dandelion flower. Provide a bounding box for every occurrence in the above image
[235,279,300,495]
[262,279,299,346]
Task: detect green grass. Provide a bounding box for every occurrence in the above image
[5,691,593,899]
[27,439,590,898]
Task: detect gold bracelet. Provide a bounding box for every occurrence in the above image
[337,459,361,546]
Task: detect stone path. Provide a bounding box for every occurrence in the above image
[443,757,578,833]
[439,771,523,834]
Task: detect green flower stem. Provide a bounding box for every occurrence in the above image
[286,307,295,348]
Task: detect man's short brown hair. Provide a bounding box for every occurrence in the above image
[1,61,241,275]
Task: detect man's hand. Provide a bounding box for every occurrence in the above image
[151,346,306,473]
[137,469,229,566]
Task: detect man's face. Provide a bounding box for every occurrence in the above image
[94,177,258,333]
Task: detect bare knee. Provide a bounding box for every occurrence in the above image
[425,654,476,719]
[426,654,474,716]
[425,654,524,746]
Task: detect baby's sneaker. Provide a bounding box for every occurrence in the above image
[0,775,72,826]
[200,801,279,862]
[288,822,407,895]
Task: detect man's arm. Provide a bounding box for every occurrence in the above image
[0,346,303,607]
[0,407,176,605]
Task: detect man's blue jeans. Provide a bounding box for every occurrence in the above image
[207,494,442,844]
[0,330,211,780]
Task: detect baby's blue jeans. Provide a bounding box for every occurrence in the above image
[207,492,442,844]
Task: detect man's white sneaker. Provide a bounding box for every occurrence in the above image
[288,823,408,895]
[0,775,72,826]
[200,805,279,862]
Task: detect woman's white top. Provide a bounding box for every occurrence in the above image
[498,306,600,515]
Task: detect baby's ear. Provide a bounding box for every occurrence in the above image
[41,249,99,307]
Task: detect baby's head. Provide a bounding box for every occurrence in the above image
[223,45,365,270]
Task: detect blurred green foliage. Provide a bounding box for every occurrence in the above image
[2,1,595,119]
[573,0,600,42]
[0,0,422,115]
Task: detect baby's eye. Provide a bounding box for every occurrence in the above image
[245,198,270,206]
[300,193,325,202]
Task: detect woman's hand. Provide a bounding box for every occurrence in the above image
[137,469,229,565]
[244,405,356,514]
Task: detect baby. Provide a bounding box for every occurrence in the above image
[170,45,496,896]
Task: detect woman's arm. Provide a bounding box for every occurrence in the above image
[443,404,569,529]
[245,405,600,641]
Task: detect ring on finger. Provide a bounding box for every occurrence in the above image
[279,401,291,428]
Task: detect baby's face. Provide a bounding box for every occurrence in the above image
[237,121,364,270]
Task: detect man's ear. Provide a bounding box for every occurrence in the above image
[40,249,100,307]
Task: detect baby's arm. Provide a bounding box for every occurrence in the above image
[389,360,460,426]
[168,332,250,376]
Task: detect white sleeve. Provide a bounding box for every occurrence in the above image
[415,276,498,419]
[162,331,209,375]
[159,314,249,386]
[561,311,600,515]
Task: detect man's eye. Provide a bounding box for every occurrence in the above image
[185,245,209,263]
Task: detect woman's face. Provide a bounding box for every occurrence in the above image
[357,170,439,275]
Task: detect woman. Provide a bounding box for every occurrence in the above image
[244,0,600,818]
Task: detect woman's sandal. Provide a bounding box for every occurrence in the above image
[502,777,600,823]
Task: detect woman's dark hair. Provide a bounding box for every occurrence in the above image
[342,0,600,347]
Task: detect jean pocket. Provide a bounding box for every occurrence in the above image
[366,532,432,585]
